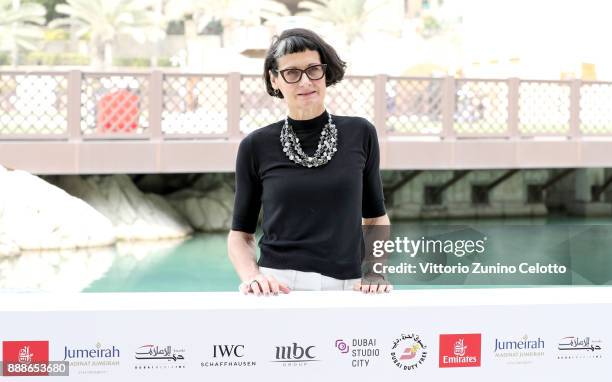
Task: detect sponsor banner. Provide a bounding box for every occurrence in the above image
[0,294,608,380]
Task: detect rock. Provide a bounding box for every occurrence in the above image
[132,174,168,194]
[168,182,234,232]
[133,174,201,195]
[0,169,116,251]
[53,175,193,240]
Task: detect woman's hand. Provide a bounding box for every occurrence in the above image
[353,273,393,294]
[239,273,291,296]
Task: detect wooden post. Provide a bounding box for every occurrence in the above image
[149,70,163,140]
[227,72,242,140]
[441,76,456,139]
[67,70,82,141]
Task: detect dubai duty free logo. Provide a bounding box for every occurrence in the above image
[439,334,481,368]
[390,333,427,371]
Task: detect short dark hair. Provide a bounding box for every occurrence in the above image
[263,28,347,99]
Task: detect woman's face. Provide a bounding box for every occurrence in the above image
[269,49,326,113]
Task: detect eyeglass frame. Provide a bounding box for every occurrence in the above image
[273,63,328,84]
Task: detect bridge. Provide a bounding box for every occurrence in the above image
[1,70,611,175]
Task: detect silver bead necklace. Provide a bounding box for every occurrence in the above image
[280,112,338,168]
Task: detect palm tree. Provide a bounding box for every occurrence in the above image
[50,0,167,68]
[296,0,390,45]
[0,0,46,66]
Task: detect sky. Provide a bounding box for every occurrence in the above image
[454,0,612,78]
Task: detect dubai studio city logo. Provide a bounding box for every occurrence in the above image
[439,334,481,368]
[271,343,319,367]
[335,338,381,367]
[63,342,120,374]
[133,345,186,370]
[201,345,256,368]
[493,335,545,364]
[556,336,603,360]
[390,334,427,371]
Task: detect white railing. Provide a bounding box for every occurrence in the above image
[1,70,612,142]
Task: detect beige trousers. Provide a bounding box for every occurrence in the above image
[259,266,361,291]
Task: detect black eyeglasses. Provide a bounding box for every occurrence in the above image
[274,64,327,84]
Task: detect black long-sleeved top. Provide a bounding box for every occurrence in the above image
[231,109,386,279]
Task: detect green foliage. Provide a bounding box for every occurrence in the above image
[158,57,172,67]
[24,51,89,65]
[0,51,10,65]
[43,28,69,41]
[0,0,46,51]
[421,15,442,38]
[24,0,66,22]
[113,57,173,67]
[49,0,166,66]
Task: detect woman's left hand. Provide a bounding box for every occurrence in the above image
[353,274,393,294]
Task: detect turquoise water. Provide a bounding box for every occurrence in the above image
[1,217,611,292]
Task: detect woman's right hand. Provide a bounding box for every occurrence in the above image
[239,273,291,296]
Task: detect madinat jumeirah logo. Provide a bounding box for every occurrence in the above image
[390,334,427,371]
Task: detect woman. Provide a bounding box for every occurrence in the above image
[227,28,391,295]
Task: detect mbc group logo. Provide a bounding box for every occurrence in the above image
[439,334,481,368]
[271,343,319,367]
